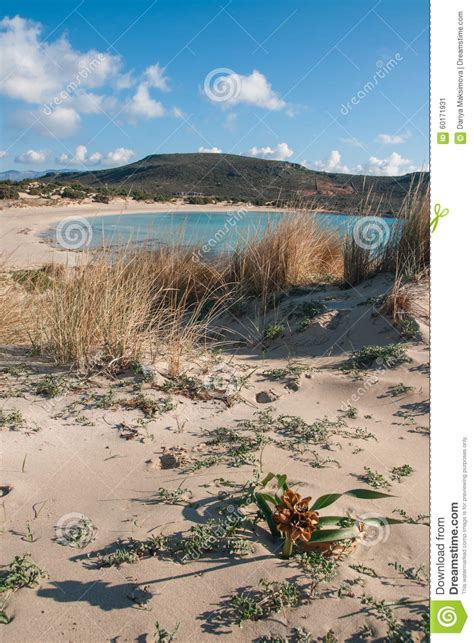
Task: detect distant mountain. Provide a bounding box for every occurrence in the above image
[41,153,428,212]
[0,168,78,182]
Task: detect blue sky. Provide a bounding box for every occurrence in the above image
[0,0,429,175]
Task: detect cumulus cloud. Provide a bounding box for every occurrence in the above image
[304,150,350,173]
[304,150,417,176]
[198,146,222,153]
[207,70,285,110]
[0,16,173,136]
[143,64,169,90]
[126,84,165,120]
[57,145,102,167]
[0,16,121,105]
[15,149,48,164]
[248,142,293,161]
[356,152,418,176]
[376,132,411,144]
[104,147,135,166]
[57,145,134,168]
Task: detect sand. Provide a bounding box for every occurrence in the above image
[0,272,429,641]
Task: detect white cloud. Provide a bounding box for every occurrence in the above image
[57,145,102,167]
[172,106,184,118]
[356,152,418,176]
[0,16,173,136]
[304,150,350,173]
[104,147,135,166]
[15,149,48,164]
[0,16,121,105]
[303,150,417,176]
[57,145,134,168]
[198,146,222,153]
[248,142,293,161]
[208,70,285,110]
[0,150,7,158]
[376,132,410,144]
[143,64,169,90]
[15,106,82,138]
[126,83,165,120]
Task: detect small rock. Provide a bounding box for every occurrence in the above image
[256,389,279,404]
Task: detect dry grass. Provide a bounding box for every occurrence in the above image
[27,247,226,372]
[343,176,429,285]
[1,199,428,368]
[226,213,342,301]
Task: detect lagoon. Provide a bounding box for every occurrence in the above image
[74,210,397,254]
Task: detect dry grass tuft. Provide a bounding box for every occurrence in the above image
[28,247,226,372]
[226,213,342,301]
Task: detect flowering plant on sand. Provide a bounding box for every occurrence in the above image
[254,472,411,559]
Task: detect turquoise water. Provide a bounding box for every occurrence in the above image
[73,210,398,254]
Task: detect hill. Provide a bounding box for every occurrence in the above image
[40,153,429,213]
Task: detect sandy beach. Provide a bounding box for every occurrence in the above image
[1,268,429,641]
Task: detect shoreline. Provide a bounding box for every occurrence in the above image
[0,198,342,269]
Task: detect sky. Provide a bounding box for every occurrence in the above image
[0,0,429,176]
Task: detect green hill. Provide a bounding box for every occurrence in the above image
[42,153,428,213]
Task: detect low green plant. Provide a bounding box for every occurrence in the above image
[390,464,414,483]
[360,466,391,490]
[388,561,427,584]
[390,383,415,396]
[262,323,283,343]
[0,409,27,431]
[35,374,67,398]
[0,554,47,622]
[96,535,168,568]
[295,551,338,597]
[229,578,300,626]
[154,620,180,642]
[347,344,410,369]
[160,374,209,400]
[155,486,192,505]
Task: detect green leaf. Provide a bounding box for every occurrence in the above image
[311,488,393,511]
[317,516,351,527]
[275,474,288,491]
[258,492,277,505]
[255,492,279,539]
[260,472,276,488]
[309,527,358,543]
[0,611,10,625]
